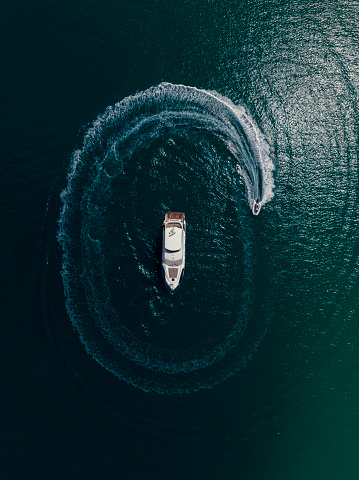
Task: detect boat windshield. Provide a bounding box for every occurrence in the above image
[166,222,182,229]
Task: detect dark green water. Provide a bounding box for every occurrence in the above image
[3,0,359,478]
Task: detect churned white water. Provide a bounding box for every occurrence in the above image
[58,83,275,394]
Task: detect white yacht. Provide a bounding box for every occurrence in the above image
[252,200,261,215]
[162,212,186,293]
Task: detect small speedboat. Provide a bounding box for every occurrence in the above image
[162,212,186,293]
[252,200,261,215]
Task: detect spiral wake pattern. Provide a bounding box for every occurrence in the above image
[58,83,275,393]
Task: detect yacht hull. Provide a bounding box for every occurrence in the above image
[161,212,186,293]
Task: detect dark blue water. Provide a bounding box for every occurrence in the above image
[3,1,359,479]
[57,82,275,394]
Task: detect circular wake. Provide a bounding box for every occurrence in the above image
[58,83,275,394]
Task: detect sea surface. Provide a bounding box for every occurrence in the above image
[2,1,359,479]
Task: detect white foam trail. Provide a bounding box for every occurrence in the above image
[58,82,275,394]
[159,82,275,206]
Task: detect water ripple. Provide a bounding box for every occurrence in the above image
[58,82,275,394]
